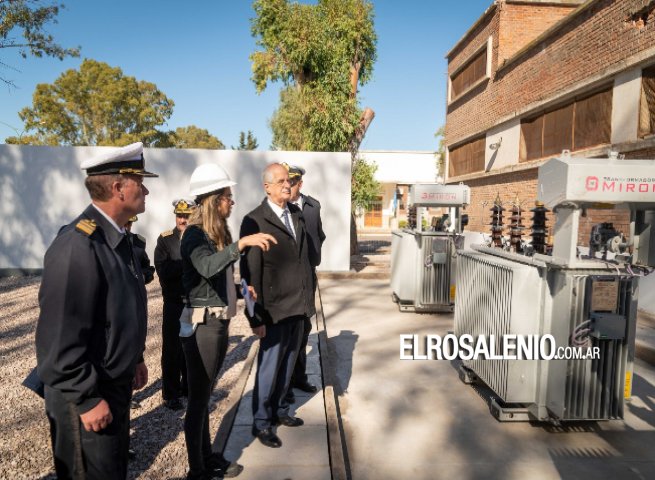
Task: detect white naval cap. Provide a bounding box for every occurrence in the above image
[80,142,158,177]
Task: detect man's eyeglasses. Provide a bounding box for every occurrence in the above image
[266,179,290,187]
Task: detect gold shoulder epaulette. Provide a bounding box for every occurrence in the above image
[161,229,174,237]
[75,219,97,236]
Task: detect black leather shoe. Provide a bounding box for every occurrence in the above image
[251,427,282,448]
[293,380,318,393]
[205,452,244,478]
[284,391,296,404]
[164,398,184,411]
[277,415,304,427]
[130,399,141,409]
[128,448,136,460]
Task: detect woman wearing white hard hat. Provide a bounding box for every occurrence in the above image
[179,163,275,480]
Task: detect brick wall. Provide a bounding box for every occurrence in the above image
[446,0,655,145]
[462,168,539,236]
[463,167,635,246]
[624,146,655,159]
[497,3,578,65]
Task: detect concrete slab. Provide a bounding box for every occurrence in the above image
[305,346,322,375]
[234,388,326,427]
[224,425,329,467]
[321,278,655,480]
[227,465,332,480]
[223,318,330,479]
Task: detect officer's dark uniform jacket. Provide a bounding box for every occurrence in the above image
[239,200,316,328]
[154,227,186,302]
[300,194,326,268]
[132,232,155,284]
[35,204,148,414]
[180,225,241,308]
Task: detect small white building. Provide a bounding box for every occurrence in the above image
[356,150,439,230]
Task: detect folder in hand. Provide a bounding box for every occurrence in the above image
[240,279,255,317]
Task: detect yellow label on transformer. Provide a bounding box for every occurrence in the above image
[624,371,632,399]
[450,285,456,300]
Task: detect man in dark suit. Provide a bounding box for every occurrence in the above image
[284,164,326,399]
[36,142,155,479]
[240,163,316,449]
[154,199,195,410]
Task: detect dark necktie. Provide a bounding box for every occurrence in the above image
[282,210,296,240]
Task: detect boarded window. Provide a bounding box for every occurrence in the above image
[574,88,612,149]
[520,87,612,162]
[451,48,488,99]
[543,104,573,157]
[449,137,485,177]
[520,115,543,162]
[639,66,655,137]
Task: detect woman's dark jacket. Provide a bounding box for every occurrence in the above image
[180,225,240,308]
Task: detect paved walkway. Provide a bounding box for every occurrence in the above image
[323,278,655,480]
[223,315,330,480]
[222,277,655,480]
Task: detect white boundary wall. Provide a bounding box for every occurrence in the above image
[0,145,351,272]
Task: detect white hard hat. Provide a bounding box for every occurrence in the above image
[188,163,236,197]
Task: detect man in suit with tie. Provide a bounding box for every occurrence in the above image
[284,164,326,400]
[239,163,315,449]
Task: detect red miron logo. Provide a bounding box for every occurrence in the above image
[586,176,599,191]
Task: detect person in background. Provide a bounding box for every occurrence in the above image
[125,215,155,412]
[239,163,315,449]
[125,215,155,285]
[154,199,196,410]
[283,164,326,402]
[35,142,155,479]
[180,163,275,480]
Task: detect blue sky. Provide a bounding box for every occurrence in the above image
[0,0,492,151]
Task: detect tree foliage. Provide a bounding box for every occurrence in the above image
[269,81,360,152]
[168,125,224,149]
[8,59,174,146]
[434,125,445,178]
[250,0,376,152]
[351,155,379,211]
[234,130,258,150]
[0,0,80,85]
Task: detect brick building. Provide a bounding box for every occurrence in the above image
[444,0,655,244]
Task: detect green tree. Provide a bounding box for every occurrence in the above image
[351,155,379,212]
[434,125,445,178]
[6,59,174,146]
[250,0,376,152]
[233,130,258,150]
[0,0,80,86]
[168,125,224,149]
[251,0,377,254]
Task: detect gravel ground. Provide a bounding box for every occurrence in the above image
[0,275,256,480]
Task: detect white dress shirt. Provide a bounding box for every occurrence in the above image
[91,203,125,234]
[267,198,296,238]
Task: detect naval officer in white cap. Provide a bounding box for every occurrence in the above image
[36,142,157,480]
